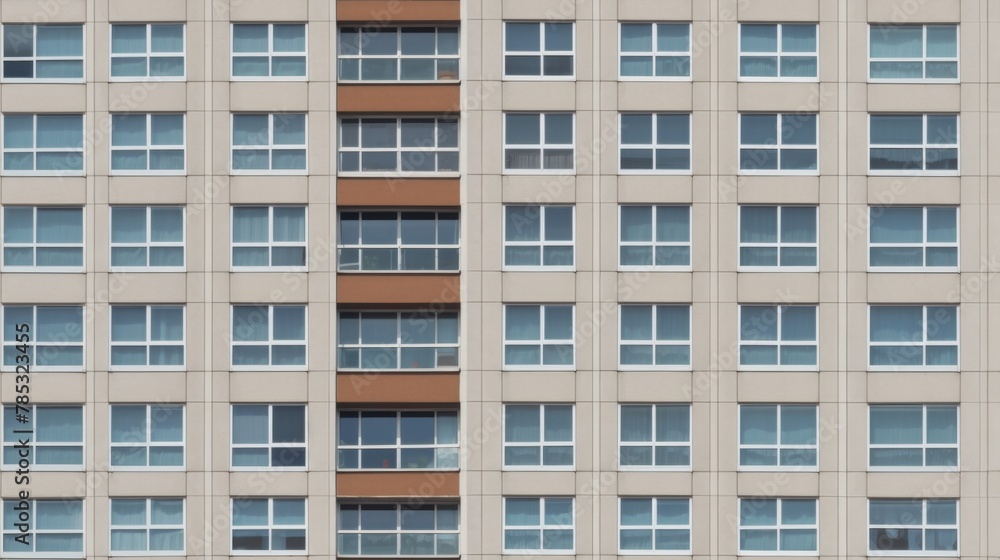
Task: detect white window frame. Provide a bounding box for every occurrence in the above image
[109,206,186,272]
[231,23,308,81]
[109,23,186,82]
[230,305,308,371]
[109,404,186,472]
[868,24,959,83]
[336,210,460,273]
[502,205,575,271]
[502,403,575,471]
[230,205,308,272]
[230,113,308,175]
[618,22,692,81]
[230,404,307,471]
[617,404,692,471]
[336,503,461,557]
[1,114,85,177]
[867,113,960,176]
[738,497,819,555]
[1,206,84,272]
[1,24,85,83]
[738,304,819,371]
[502,21,575,80]
[109,305,186,371]
[1,305,85,373]
[737,404,819,472]
[109,113,186,176]
[337,311,460,371]
[231,497,308,555]
[617,497,692,555]
[737,205,819,272]
[867,404,959,472]
[868,206,959,272]
[618,304,692,371]
[618,205,692,271]
[2,404,84,472]
[337,25,460,83]
[618,113,692,174]
[109,497,186,556]
[337,116,460,177]
[502,112,576,174]
[738,112,819,176]
[502,497,575,555]
[737,23,819,82]
[502,304,575,370]
[867,305,959,372]
[867,499,959,556]
[336,409,460,471]
[1,498,85,558]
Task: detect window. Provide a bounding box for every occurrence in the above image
[2,24,83,81]
[2,305,84,371]
[869,207,957,270]
[870,24,958,81]
[232,206,307,269]
[619,23,690,79]
[504,22,573,78]
[110,498,184,554]
[869,499,958,555]
[503,497,574,553]
[232,23,306,78]
[504,113,574,172]
[338,210,459,272]
[739,305,818,369]
[503,404,574,469]
[869,114,958,173]
[337,410,459,470]
[110,305,185,369]
[110,24,184,80]
[739,113,818,173]
[739,498,817,553]
[619,305,691,369]
[337,311,459,370]
[337,503,459,556]
[110,113,185,174]
[2,405,82,470]
[232,113,306,173]
[231,404,306,469]
[503,206,573,269]
[338,117,458,174]
[739,206,818,269]
[1,499,83,557]
[2,206,83,271]
[619,404,691,469]
[619,498,691,553]
[338,26,459,81]
[739,404,818,469]
[619,113,691,172]
[231,305,307,369]
[739,23,818,79]
[232,498,306,553]
[869,405,958,470]
[3,114,84,174]
[868,305,958,370]
[503,304,574,369]
[619,205,691,269]
[110,404,184,469]
[110,206,185,270]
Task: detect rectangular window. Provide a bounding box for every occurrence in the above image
[739,206,818,269]
[2,206,83,271]
[338,26,459,81]
[3,114,84,174]
[619,498,691,553]
[503,404,574,469]
[2,24,83,81]
[337,210,459,272]
[504,22,573,78]
[232,498,306,553]
[110,113,185,173]
[739,498,817,553]
[869,305,958,370]
[869,207,957,270]
[110,305,184,370]
[337,503,459,556]
[503,497,574,553]
[869,405,958,470]
[2,305,84,371]
[619,23,691,79]
[110,404,184,469]
[619,305,691,369]
[337,410,459,470]
[232,23,306,78]
[337,311,459,370]
[110,498,184,554]
[869,114,958,173]
[739,404,818,469]
[503,206,574,269]
[504,113,574,172]
[231,404,306,469]
[232,113,307,173]
[619,113,691,172]
[2,405,82,470]
[232,206,307,269]
[338,117,458,174]
[503,304,574,369]
[740,113,818,173]
[870,24,958,81]
[869,499,958,555]
[110,24,184,80]
[1,499,83,557]
[739,305,818,369]
[619,404,691,469]
[619,205,691,269]
[231,305,307,369]
[739,23,818,79]
[110,206,185,270]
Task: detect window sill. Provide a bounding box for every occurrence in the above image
[0,267,85,273]
[737,77,819,83]
[867,267,959,273]
[502,169,577,176]
[231,169,308,176]
[110,267,187,273]
[739,550,818,556]
[867,551,959,557]
[867,366,959,373]
[108,466,187,472]
[230,366,309,372]
[738,367,819,372]
[618,169,693,176]
[2,171,85,177]
[867,170,960,177]
[337,468,461,472]
[867,79,960,85]
[1,368,85,373]
[231,267,308,273]
[502,465,576,472]
[230,467,308,472]
[337,172,461,179]
[738,170,820,177]
[502,75,577,81]
[867,466,960,473]
[0,466,83,472]
[109,551,188,557]
[618,76,692,82]
[338,79,461,85]
[503,366,576,372]
[738,267,819,273]
[617,466,692,472]
[503,266,576,272]
[231,76,308,82]
[337,367,461,373]
[618,366,692,372]
[618,266,693,273]
[737,466,819,473]
[109,367,186,373]
[1,78,85,84]
[109,76,187,83]
[617,549,692,555]
[110,170,187,177]
[337,269,461,274]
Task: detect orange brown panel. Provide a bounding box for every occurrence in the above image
[338,84,460,113]
[337,471,459,497]
[337,178,459,207]
[337,372,459,403]
[337,274,460,304]
[337,0,460,23]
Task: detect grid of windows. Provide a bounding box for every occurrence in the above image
[619,305,691,369]
[337,410,459,470]
[739,206,818,269]
[110,206,185,270]
[869,305,959,370]
[868,499,958,554]
[110,24,185,80]
[337,311,459,370]
[339,117,459,173]
[619,404,691,469]
[2,25,84,81]
[232,23,307,78]
[231,305,307,369]
[2,305,84,371]
[232,113,307,172]
[739,305,818,369]
[110,113,185,173]
[619,498,691,553]
[504,112,574,172]
[619,113,691,172]
[1,206,83,271]
[869,24,958,81]
[504,22,574,78]
[739,23,818,79]
[110,404,185,470]
[503,404,574,469]
[2,499,84,556]
[739,113,818,173]
[2,114,84,174]
[619,205,691,269]
[869,207,958,270]
[869,405,958,470]
[232,498,307,553]
[503,304,574,368]
[338,210,459,272]
[109,305,185,369]
[739,404,818,469]
[869,114,959,173]
[503,497,574,553]
[619,23,691,78]
[739,498,818,553]
[337,503,460,556]
[231,404,306,469]
[338,26,459,81]
[503,205,574,269]
[2,405,83,470]
[232,206,307,269]
[110,498,185,554]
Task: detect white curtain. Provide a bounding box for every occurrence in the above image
[620,406,652,442]
[232,406,268,444]
[111,25,145,54]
